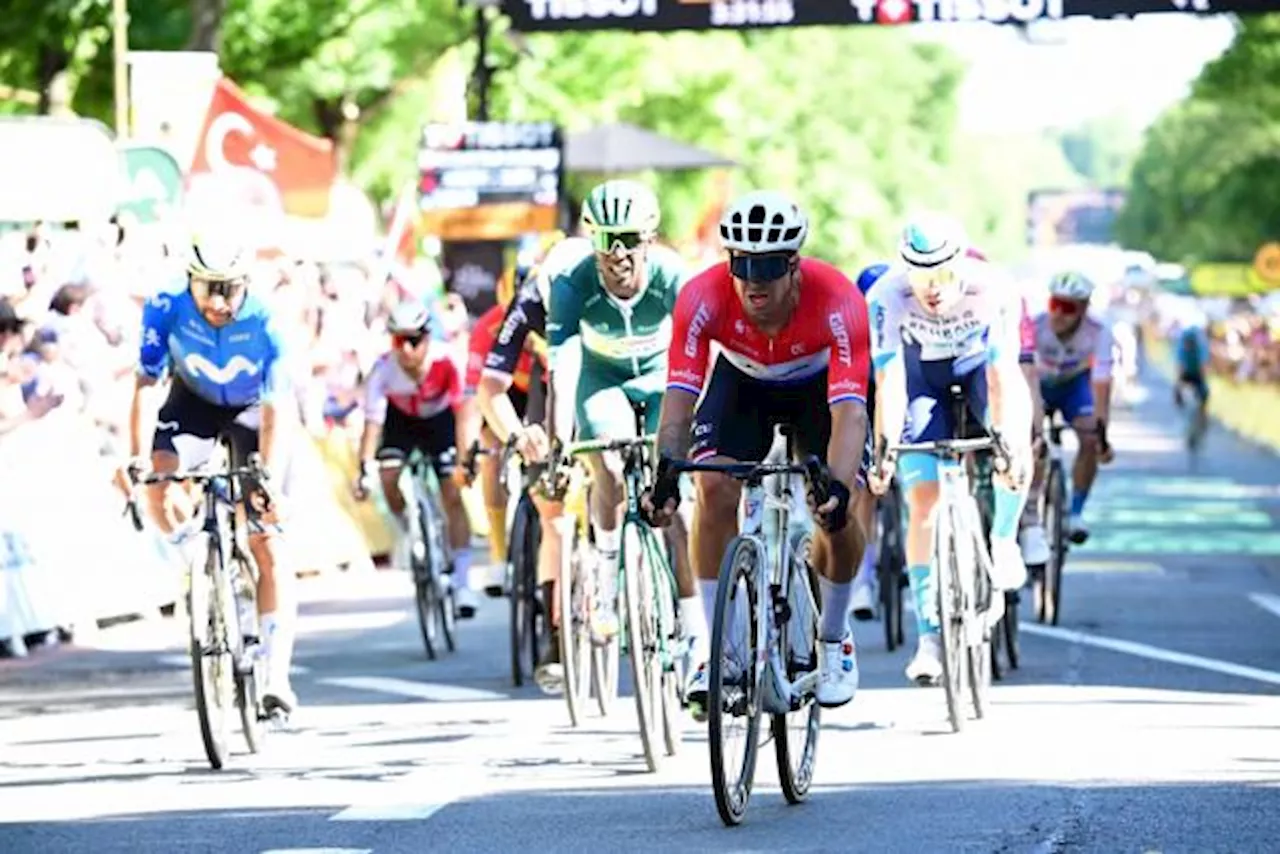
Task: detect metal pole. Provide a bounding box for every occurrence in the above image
[112,0,130,137]
[473,5,491,121]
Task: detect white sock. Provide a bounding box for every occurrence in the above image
[259,611,295,688]
[679,594,708,660]
[698,579,718,664]
[817,577,854,642]
[594,526,621,602]
[452,547,472,589]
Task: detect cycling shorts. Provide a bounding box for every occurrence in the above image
[689,357,871,483]
[1178,370,1209,405]
[1040,371,1094,422]
[575,357,663,441]
[152,380,291,534]
[899,355,988,489]
[378,406,458,480]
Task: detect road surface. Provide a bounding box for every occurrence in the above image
[2,370,1279,853]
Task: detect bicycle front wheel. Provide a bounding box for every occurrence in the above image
[230,552,266,754]
[709,535,765,827]
[1041,461,1068,626]
[190,537,235,770]
[774,530,821,805]
[936,509,967,734]
[622,521,665,772]
[558,519,593,727]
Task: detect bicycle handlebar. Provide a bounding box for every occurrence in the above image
[665,455,833,502]
[567,433,657,456]
[128,453,267,486]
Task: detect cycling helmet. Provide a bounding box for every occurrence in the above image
[856,262,891,295]
[188,233,253,281]
[719,190,808,254]
[1048,271,1096,301]
[898,212,967,268]
[387,301,430,335]
[580,180,661,234]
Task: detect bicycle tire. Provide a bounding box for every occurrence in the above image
[509,498,541,687]
[622,521,664,772]
[774,530,821,806]
[968,523,993,721]
[558,519,592,727]
[1002,590,1020,670]
[709,535,765,827]
[658,565,684,759]
[877,498,904,652]
[190,536,234,770]
[423,491,457,654]
[592,621,620,717]
[936,509,966,734]
[230,552,266,754]
[508,504,529,687]
[1045,461,1068,626]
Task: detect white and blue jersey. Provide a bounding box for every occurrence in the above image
[138,283,289,408]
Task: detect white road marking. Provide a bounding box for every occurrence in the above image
[153,654,310,675]
[1248,591,1280,621]
[298,610,408,634]
[262,849,372,853]
[1023,623,1280,687]
[329,803,452,822]
[319,676,506,702]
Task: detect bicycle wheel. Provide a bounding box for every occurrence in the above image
[658,558,684,759]
[592,621,620,717]
[190,536,235,770]
[968,527,993,721]
[1042,461,1068,626]
[557,519,593,727]
[622,521,664,772]
[422,491,456,654]
[508,504,529,687]
[230,552,266,754]
[936,509,967,734]
[1002,590,1020,670]
[709,536,765,827]
[774,530,821,805]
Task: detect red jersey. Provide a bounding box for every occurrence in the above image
[1019,296,1035,363]
[668,258,871,406]
[466,303,535,394]
[363,342,462,423]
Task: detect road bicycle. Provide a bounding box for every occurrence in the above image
[1031,413,1069,626]
[886,386,1010,734]
[665,425,829,826]
[568,403,685,772]
[971,453,1020,678]
[131,443,274,771]
[876,479,907,652]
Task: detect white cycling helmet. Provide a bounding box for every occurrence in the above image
[1048,271,1096,301]
[387,301,430,335]
[719,190,808,254]
[188,233,254,282]
[898,212,967,268]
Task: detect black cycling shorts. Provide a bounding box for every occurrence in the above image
[378,405,458,479]
[689,357,871,480]
[1178,371,1209,404]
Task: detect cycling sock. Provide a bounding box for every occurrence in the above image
[992,482,1025,540]
[857,540,877,583]
[907,563,939,636]
[485,507,508,565]
[451,548,472,590]
[594,526,621,605]
[817,578,853,642]
[1070,487,1089,517]
[698,578,718,660]
[680,595,709,660]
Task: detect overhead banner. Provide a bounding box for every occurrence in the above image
[417,121,563,241]
[1026,187,1125,248]
[502,0,1275,33]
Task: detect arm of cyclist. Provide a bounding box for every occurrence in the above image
[257,314,293,487]
[129,286,177,461]
[447,361,474,487]
[987,290,1034,482]
[352,359,389,499]
[866,281,907,494]
[1091,319,1116,462]
[1019,296,1045,446]
[545,269,584,457]
[815,289,872,534]
[476,285,550,462]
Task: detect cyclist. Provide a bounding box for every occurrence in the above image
[1025,271,1115,546]
[476,234,595,692]
[1173,310,1210,419]
[130,233,300,716]
[546,180,701,664]
[646,189,872,714]
[866,213,1032,686]
[850,261,892,622]
[353,301,478,618]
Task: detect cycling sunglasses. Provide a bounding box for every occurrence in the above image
[730,252,795,284]
[191,274,247,300]
[591,230,647,254]
[1049,296,1085,315]
[393,331,428,349]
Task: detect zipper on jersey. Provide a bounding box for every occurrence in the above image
[620,305,640,376]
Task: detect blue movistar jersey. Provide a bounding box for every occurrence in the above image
[1175,325,1210,376]
[137,283,289,408]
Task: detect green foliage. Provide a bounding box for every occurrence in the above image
[1052,116,1140,189]
[1117,14,1280,264]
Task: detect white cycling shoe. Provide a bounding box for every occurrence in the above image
[850,579,877,622]
[815,631,859,708]
[1019,523,1051,566]
[989,537,1028,591]
[905,633,943,686]
[454,587,479,619]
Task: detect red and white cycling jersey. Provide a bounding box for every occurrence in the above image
[667,258,871,405]
[363,342,462,424]
[1019,297,1036,363]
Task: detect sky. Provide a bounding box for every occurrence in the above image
[919,12,1239,133]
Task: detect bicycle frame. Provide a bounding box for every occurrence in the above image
[931,454,1003,637]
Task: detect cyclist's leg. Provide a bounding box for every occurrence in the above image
[684,360,774,715]
[228,412,297,709]
[851,374,878,619]
[1057,373,1099,541]
[421,407,477,615]
[977,361,1029,588]
[376,408,414,521]
[478,421,508,568]
[149,383,220,564]
[532,486,565,686]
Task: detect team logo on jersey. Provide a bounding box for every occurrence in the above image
[686,302,712,358]
[828,312,852,367]
[182,353,261,384]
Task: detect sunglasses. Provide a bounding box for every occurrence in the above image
[393,332,427,349]
[906,265,958,290]
[591,230,646,254]
[729,252,795,284]
[1049,296,1084,315]
[191,275,247,299]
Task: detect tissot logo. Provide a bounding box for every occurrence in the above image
[916,0,1064,23]
[525,0,658,20]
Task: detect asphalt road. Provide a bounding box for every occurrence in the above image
[2,369,1279,853]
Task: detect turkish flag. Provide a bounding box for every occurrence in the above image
[188,77,337,219]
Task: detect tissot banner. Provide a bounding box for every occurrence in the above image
[502,0,1276,34]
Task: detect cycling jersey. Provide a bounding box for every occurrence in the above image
[467,302,539,395]
[1032,313,1114,385]
[669,258,871,405]
[138,283,289,408]
[1176,326,1210,376]
[363,343,462,425]
[1019,297,1035,365]
[547,245,687,378]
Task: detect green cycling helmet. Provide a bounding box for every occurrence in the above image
[580,179,661,235]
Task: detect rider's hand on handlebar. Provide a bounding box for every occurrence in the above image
[641,455,681,528]
[515,423,551,464]
[352,461,377,501]
[867,453,896,496]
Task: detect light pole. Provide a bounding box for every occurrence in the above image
[464,0,501,121]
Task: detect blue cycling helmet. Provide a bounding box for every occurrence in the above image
[856,262,891,295]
